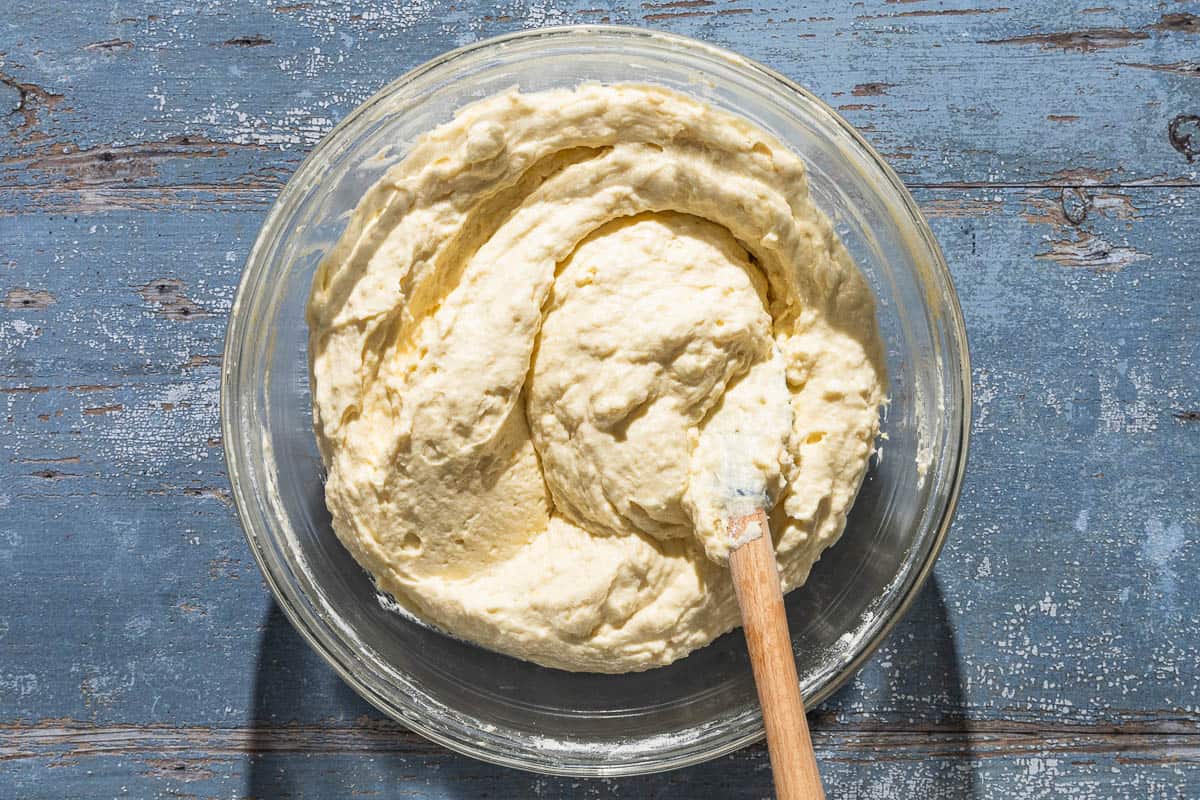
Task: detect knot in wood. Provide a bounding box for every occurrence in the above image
[1060,188,1090,226]
[1168,115,1200,163]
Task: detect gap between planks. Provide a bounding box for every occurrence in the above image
[3,722,1200,764]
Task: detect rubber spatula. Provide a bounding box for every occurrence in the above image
[698,353,826,800]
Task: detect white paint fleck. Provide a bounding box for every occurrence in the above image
[1098,364,1157,434]
[0,672,39,698]
[972,366,998,429]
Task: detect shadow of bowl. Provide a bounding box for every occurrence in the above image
[246,573,977,798]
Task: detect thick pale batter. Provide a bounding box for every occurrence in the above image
[307,84,885,672]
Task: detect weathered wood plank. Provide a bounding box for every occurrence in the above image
[3,724,1199,799]
[0,1,1198,190]
[1,188,1195,736]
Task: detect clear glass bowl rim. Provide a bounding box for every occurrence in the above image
[221,23,972,776]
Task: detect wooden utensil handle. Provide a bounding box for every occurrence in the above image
[729,510,826,800]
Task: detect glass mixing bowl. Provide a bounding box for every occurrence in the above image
[222,25,970,776]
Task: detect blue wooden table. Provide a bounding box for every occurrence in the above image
[2,2,1197,797]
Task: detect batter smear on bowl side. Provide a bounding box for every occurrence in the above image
[307,84,886,673]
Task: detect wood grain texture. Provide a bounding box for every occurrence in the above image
[1,0,1198,797]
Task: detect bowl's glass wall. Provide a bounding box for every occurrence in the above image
[223,27,968,776]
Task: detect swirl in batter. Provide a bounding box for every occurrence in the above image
[308,84,885,672]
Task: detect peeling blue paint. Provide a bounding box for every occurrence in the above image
[1,1,1198,797]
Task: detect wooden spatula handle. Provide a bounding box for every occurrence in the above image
[728,510,826,800]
